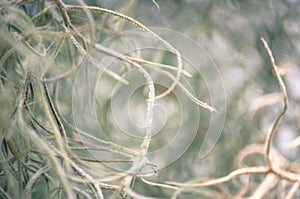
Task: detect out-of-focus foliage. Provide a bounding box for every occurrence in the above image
[1,0,300,198]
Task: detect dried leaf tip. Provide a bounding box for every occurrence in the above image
[208,106,217,113]
[183,70,192,77]
[260,38,275,65]
[191,98,217,113]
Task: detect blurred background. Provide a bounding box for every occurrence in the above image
[1,0,300,198]
[110,0,300,197]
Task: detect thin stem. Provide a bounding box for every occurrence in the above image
[168,166,270,187]
[261,38,288,167]
[54,0,71,28]
[285,183,300,199]
[133,62,155,155]
[65,4,183,99]
[17,76,74,199]
[42,83,66,138]
[140,177,178,190]
[93,43,191,77]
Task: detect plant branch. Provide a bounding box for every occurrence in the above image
[168,166,270,187]
[261,38,288,167]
